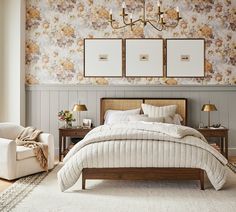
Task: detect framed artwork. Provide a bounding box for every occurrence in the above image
[166,38,205,78]
[84,38,123,77]
[83,118,92,129]
[125,38,164,77]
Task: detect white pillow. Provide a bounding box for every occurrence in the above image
[164,114,183,125]
[104,108,141,125]
[128,114,164,123]
[172,114,183,125]
[164,116,173,124]
[142,103,177,118]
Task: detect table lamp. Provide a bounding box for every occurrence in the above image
[72,104,87,128]
[201,103,217,128]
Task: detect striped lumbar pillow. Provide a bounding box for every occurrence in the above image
[141,103,177,118]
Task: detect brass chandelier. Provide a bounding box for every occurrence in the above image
[109,0,182,31]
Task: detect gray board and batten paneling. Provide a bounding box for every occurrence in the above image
[26,85,236,156]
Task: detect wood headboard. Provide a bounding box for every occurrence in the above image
[100,98,187,125]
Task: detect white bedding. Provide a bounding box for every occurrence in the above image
[57,122,228,192]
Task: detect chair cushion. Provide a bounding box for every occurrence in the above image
[16,146,35,160]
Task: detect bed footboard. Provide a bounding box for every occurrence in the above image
[82,168,204,190]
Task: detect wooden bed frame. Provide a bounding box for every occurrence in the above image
[82,98,205,190]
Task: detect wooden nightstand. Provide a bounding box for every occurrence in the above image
[196,127,229,159]
[59,127,94,161]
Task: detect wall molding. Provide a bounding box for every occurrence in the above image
[26,84,236,92]
[26,84,236,155]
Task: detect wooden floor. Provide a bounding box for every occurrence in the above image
[0,157,236,193]
[0,179,15,193]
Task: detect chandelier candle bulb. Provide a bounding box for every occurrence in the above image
[122,1,126,9]
[176,6,180,19]
[109,9,112,21]
[130,13,133,31]
[157,0,161,14]
[130,13,133,20]
[160,14,164,24]
[122,2,127,17]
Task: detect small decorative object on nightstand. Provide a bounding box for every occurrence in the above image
[58,110,75,128]
[201,103,217,128]
[72,104,87,128]
[196,127,229,159]
[59,127,94,161]
[83,118,92,129]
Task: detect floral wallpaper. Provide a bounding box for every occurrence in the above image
[25,0,236,85]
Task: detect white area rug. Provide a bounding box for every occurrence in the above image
[1,164,236,212]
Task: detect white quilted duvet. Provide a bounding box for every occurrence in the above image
[57,122,228,192]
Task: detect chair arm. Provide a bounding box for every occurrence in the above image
[38,133,55,169]
[0,138,17,180]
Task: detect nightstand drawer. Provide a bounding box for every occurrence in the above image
[197,129,228,137]
[202,130,225,137]
[69,130,89,137]
[60,128,92,137]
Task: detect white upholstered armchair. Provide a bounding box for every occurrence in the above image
[0,123,54,180]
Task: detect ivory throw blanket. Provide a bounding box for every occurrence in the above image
[16,127,48,170]
[57,122,228,192]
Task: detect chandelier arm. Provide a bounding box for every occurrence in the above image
[147,20,163,31]
[164,21,179,28]
[110,22,131,29]
[122,16,130,26]
[148,19,179,28]
[132,18,143,24]
[122,16,143,26]
[148,19,160,24]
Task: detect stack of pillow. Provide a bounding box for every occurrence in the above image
[140,103,183,125]
[104,104,183,125]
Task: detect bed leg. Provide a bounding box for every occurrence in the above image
[200,170,204,190]
[82,174,86,190]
